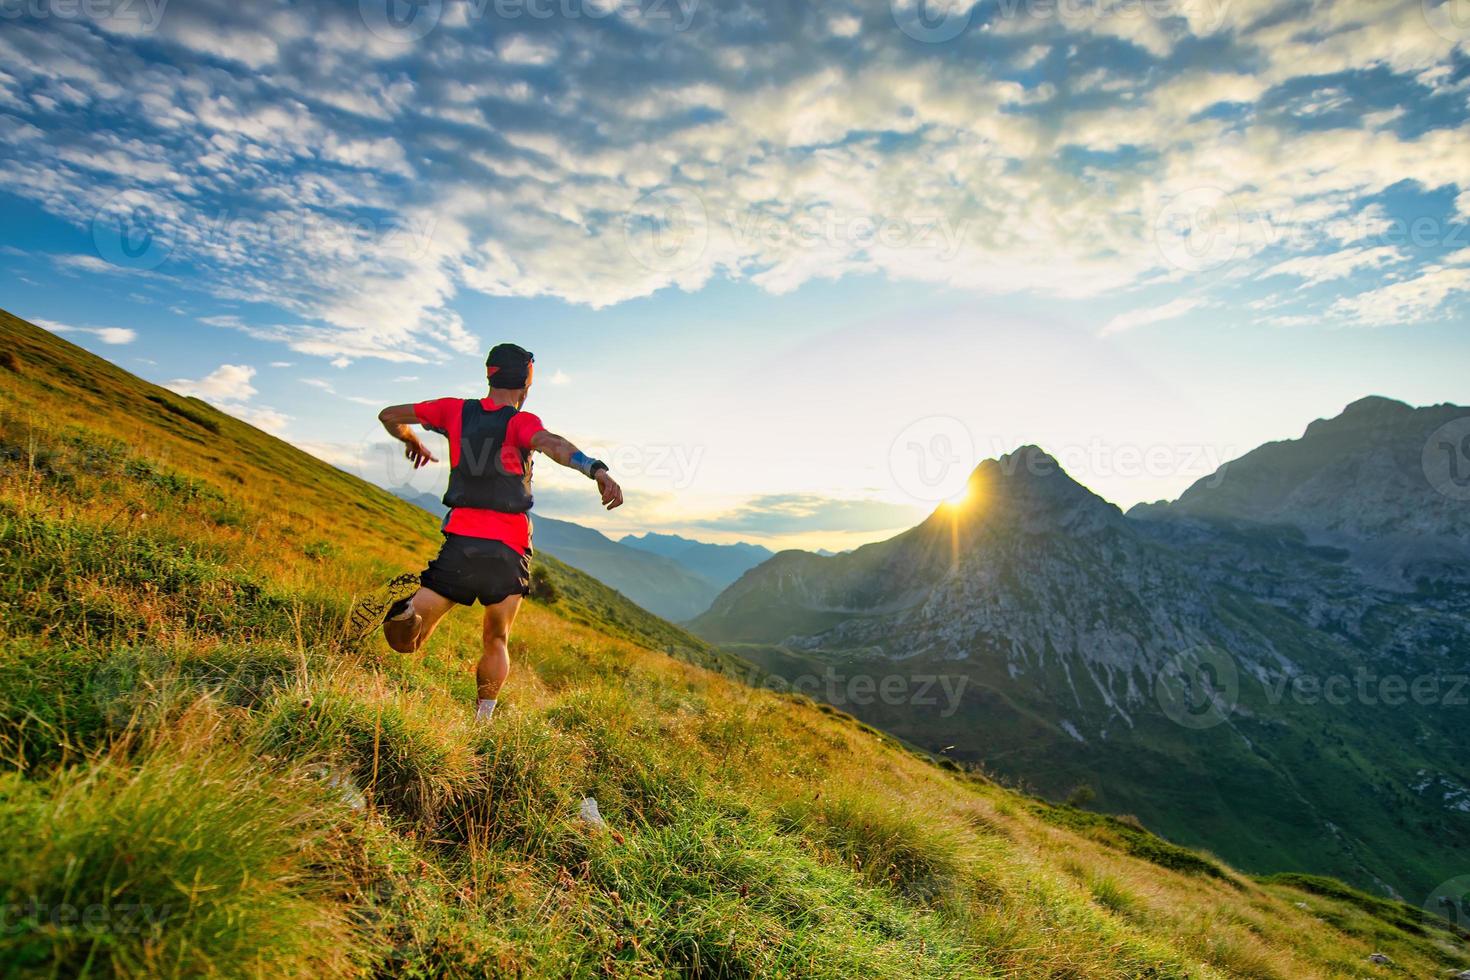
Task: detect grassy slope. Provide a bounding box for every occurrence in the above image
[1,309,1467,978]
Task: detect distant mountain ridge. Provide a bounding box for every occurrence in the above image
[692,399,1470,901]
[619,532,773,591]
[1133,395,1470,587]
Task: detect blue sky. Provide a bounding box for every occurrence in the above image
[3,0,1469,550]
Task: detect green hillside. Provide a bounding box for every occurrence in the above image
[1,308,1467,978]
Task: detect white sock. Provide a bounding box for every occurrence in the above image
[476,699,498,722]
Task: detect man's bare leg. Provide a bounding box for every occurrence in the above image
[383,587,457,653]
[475,594,522,721]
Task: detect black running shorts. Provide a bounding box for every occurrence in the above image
[419,533,531,607]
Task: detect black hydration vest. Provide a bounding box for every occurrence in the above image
[443,400,534,513]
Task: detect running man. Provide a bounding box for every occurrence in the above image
[360,343,622,722]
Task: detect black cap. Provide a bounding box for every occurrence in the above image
[486,343,534,388]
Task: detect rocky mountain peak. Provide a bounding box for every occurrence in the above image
[960,445,1122,533]
[1302,395,1414,439]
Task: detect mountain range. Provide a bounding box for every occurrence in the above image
[691,397,1470,902]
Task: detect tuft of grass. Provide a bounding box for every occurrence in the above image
[0,726,371,977]
[1088,873,1139,916]
[775,783,972,905]
[255,683,477,828]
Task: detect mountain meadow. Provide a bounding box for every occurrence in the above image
[2,307,1469,978]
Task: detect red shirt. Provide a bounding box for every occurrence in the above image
[414,397,546,554]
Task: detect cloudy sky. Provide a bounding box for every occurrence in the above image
[3,0,1469,550]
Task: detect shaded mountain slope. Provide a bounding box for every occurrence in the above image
[693,436,1470,902]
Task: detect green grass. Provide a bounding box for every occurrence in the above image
[1,308,1468,978]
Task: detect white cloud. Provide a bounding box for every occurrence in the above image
[168,364,259,401]
[549,369,571,385]
[233,405,292,435]
[1101,297,1205,337]
[1329,263,1470,327]
[1262,246,1405,286]
[300,377,382,406]
[3,0,1469,356]
[165,362,294,434]
[33,319,137,344]
[497,35,557,66]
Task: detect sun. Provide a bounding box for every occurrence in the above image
[943,485,972,508]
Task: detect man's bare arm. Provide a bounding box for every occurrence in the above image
[378,404,438,470]
[530,430,623,510]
